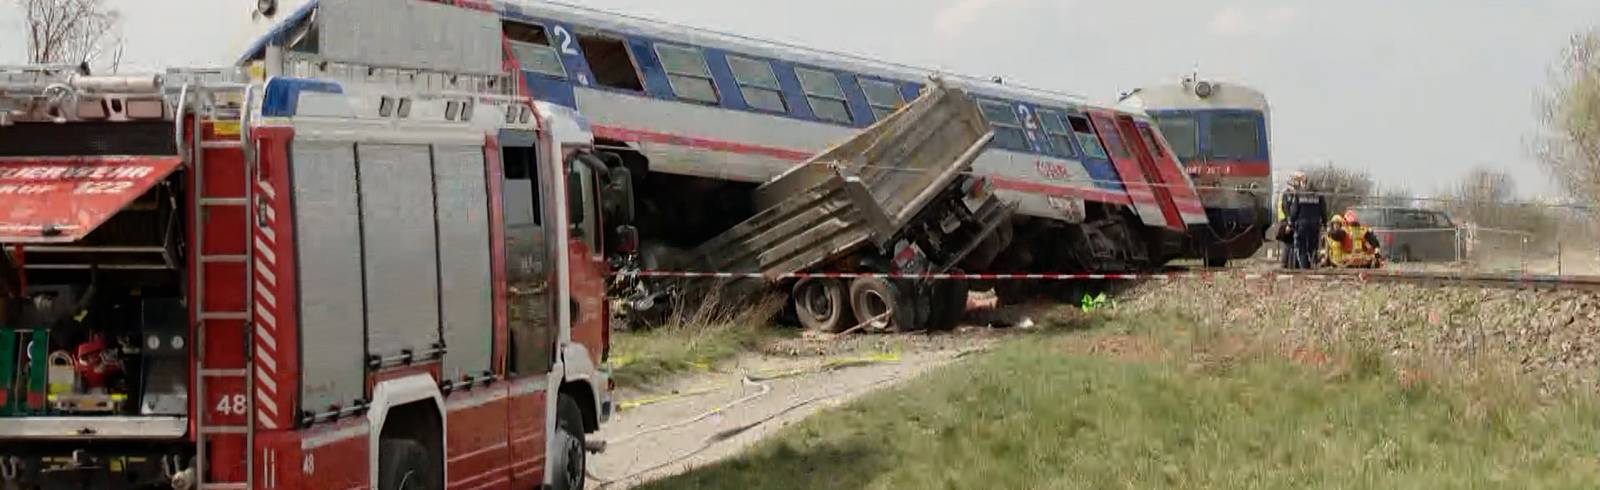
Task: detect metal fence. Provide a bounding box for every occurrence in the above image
[1260,194,1600,277]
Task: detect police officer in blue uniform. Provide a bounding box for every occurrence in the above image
[1285,176,1328,269]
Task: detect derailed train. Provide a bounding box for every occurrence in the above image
[487,1,1236,310]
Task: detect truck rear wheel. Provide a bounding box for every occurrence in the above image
[793,278,849,332]
[928,278,969,331]
[549,395,587,490]
[378,439,438,490]
[849,277,916,332]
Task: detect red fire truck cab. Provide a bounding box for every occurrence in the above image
[0,3,618,488]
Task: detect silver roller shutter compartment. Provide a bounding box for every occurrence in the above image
[291,141,368,413]
[433,145,494,381]
[357,144,443,360]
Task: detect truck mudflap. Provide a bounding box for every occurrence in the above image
[683,79,995,280]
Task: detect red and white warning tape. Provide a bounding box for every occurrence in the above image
[619,269,1600,290]
[626,270,1316,282]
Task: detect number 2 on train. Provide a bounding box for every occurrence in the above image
[554,25,578,56]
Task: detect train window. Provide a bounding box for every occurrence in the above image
[578,34,645,92]
[860,78,905,121]
[1211,114,1261,159]
[978,100,1029,152]
[1035,109,1077,158]
[795,67,853,124]
[1068,115,1108,159]
[655,44,720,104]
[727,55,787,113]
[1152,115,1199,160]
[1100,126,1133,159]
[503,21,566,78]
[1138,125,1168,159]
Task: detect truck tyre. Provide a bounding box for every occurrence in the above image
[549,395,587,490]
[378,439,437,490]
[849,277,916,332]
[928,279,969,331]
[908,280,933,330]
[793,278,849,332]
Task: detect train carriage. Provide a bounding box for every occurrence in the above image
[484,0,1209,275]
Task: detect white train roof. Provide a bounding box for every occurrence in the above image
[496,0,1145,117]
[1119,77,1270,113]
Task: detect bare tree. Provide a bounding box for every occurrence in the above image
[17,0,121,68]
[1448,168,1565,243]
[1370,185,1416,208]
[1535,30,1600,206]
[1452,167,1515,224]
[1303,163,1374,216]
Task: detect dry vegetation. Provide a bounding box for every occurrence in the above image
[610,290,788,389]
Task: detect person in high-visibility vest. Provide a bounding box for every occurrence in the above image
[1276,172,1305,268]
[1325,210,1382,268]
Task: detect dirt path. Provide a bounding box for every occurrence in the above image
[586,335,995,489]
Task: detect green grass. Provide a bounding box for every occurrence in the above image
[642,312,1600,489]
[610,294,788,389]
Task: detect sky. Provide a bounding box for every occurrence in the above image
[3,0,1597,198]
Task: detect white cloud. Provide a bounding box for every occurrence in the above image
[932,0,1011,36]
[1208,4,1302,38]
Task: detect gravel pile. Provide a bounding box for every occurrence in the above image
[1121,277,1600,393]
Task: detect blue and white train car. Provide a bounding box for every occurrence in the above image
[1121,76,1273,266]
[227,0,1210,272]
[489,1,1210,272]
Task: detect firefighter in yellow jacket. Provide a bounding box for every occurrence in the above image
[1324,210,1383,268]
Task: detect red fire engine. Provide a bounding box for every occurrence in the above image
[0,1,617,489]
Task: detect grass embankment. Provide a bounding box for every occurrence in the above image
[644,310,1600,489]
[610,295,788,389]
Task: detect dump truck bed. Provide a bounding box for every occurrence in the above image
[683,80,996,280]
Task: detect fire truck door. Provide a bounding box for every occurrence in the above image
[499,138,556,486]
[564,155,606,363]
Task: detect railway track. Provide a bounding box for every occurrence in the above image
[1171,267,1600,292]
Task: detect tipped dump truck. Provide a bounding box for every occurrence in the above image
[632,79,1015,332]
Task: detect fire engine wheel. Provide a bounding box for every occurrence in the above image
[549,395,587,490]
[849,277,918,332]
[927,278,969,331]
[378,439,437,490]
[793,278,850,333]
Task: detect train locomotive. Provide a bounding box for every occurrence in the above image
[1121,75,1273,266]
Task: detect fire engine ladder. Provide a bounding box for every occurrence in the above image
[183,79,257,490]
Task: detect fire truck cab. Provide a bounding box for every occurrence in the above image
[0,1,616,489]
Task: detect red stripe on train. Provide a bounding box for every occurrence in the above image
[592,125,816,161]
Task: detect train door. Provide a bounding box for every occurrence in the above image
[1118,116,1202,227]
[1086,111,1181,230]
